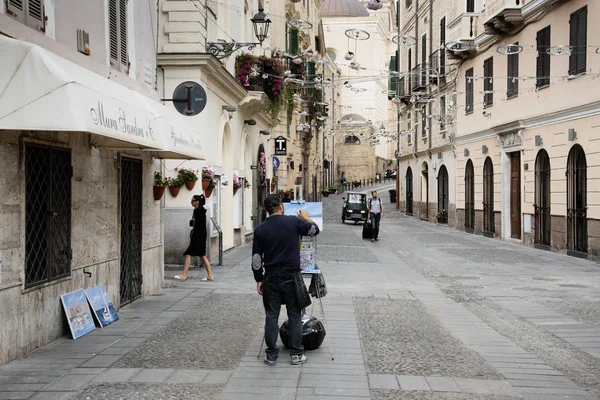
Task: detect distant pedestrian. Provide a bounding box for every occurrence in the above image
[175,195,214,281]
[368,190,384,242]
[252,194,320,366]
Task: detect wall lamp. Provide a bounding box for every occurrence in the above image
[206,8,271,59]
[244,119,257,126]
[260,130,271,135]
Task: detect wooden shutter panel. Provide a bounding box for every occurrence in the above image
[508,44,518,97]
[308,61,316,77]
[466,68,473,113]
[576,7,587,75]
[26,0,45,31]
[440,17,446,76]
[109,0,119,66]
[6,0,26,24]
[389,55,397,98]
[569,12,577,75]
[119,0,128,68]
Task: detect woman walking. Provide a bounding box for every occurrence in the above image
[175,194,214,281]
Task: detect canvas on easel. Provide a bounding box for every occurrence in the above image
[84,285,119,328]
[60,289,96,339]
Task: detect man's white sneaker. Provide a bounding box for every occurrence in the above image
[291,354,307,365]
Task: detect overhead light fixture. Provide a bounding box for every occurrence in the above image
[206,8,271,59]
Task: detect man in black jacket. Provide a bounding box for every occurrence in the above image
[252,194,320,366]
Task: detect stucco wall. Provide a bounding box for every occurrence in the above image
[0,131,163,366]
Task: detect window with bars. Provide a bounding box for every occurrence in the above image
[465,68,474,114]
[25,143,72,288]
[569,6,587,76]
[5,0,45,31]
[483,57,493,107]
[536,26,551,89]
[109,0,128,72]
[507,42,519,99]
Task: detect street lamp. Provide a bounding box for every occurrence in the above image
[206,8,272,59]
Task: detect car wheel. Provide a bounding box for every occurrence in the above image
[342,217,345,223]
[354,220,358,225]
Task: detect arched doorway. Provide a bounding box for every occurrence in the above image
[534,149,551,247]
[256,144,267,225]
[465,159,475,232]
[406,167,413,214]
[567,144,587,254]
[483,157,494,235]
[437,165,448,223]
[421,162,429,220]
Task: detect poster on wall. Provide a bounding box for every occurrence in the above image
[60,289,96,339]
[84,285,119,328]
[284,202,323,273]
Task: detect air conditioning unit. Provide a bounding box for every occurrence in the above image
[77,29,90,55]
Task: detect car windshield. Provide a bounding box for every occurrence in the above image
[347,194,365,204]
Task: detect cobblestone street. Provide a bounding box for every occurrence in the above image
[2,184,600,399]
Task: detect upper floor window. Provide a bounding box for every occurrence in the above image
[109,0,128,72]
[345,135,361,145]
[5,0,45,32]
[440,96,446,131]
[467,0,475,13]
[507,43,519,99]
[569,6,587,76]
[536,26,551,89]
[465,68,474,114]
[483,57,493,107]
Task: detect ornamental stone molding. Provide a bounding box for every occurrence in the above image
[498,130,523,148]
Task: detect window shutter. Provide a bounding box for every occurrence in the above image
[109,0,119,67]
[421,34,427,86]
[308,61,316,78]
[576,7,587,75]
[26,0,45,31]
[466,0,475,13]
[440,17,446,76]
[389,55,397,98]
[6,0,26,24]
[569,12,577,75]
[289,28,299,55]
[119,0,128,69]
[408,48,412,93]
[465,68,473,113]
[507,43,518,98]
[315,36,321,54]
[484,58,493,106]
[536,27,551,88]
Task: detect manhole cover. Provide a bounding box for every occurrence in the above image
[532,277,562,281]
[513,287,548,292]
[558,284,589,288]
[453,276,481,280]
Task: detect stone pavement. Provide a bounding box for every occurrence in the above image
[2,183,600,399]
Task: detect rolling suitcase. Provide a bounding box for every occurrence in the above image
[362,220,373,239]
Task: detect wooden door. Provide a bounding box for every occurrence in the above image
[510,152,521,239]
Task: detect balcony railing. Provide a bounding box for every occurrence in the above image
[429,50,446,85]
[411,65,427,92]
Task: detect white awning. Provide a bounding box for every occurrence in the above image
[0,35,204,160]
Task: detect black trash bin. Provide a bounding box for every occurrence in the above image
[389,189,397,203]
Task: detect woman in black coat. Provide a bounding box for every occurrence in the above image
[175,194,214,281]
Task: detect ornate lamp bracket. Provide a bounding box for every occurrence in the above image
[206,42,260,59]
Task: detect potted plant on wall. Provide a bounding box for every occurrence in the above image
[328,184,337,194]
[233,174,243,196]
[204,178,216,198]
[202,166,215,190]
[153,171,168,201]
[176,167,199,190]
[167,176,184,198]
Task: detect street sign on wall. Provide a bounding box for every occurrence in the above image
[274,136,287,155]
[273,156,280,170]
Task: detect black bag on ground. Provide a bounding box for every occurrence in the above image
[362,220,373,239]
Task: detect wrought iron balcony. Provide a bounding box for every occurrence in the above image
[429,50,447,86]
[411,65,427,92]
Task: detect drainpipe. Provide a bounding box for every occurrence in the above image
[414,0,419,156]
[428,0,433,153]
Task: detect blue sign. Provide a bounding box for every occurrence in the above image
[273,156,280,170]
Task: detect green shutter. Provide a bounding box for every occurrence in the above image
[289,28,299,55]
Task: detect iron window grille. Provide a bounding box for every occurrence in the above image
[536,26,551,89]
[25,143,72,288]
